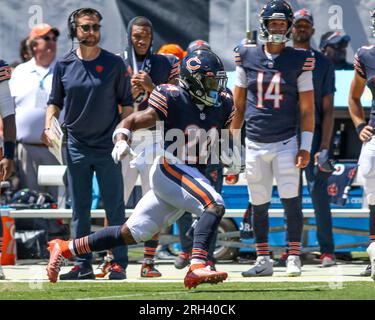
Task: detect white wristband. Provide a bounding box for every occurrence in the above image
[300,131,313,152]
[112,128,132,143]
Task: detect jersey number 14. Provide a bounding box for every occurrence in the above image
[256,72,283,109]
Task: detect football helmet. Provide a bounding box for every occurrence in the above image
[11,189,39,205]
[259,0,294,43]
[180,49,227,107]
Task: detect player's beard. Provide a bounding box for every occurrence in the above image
[79,34,101,47]
[293,33,311,44]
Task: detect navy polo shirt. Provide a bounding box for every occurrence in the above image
[48,49,133,152]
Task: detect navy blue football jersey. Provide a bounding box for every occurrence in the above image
[148,84,234,168]
[354,45,375,127]
[0,60,11,83]
[310,49,335,126]
[235,44,315,143]
[123,53,180,111]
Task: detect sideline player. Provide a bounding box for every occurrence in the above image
[232,0,315,277]
[46,49,235,289]
[96,16,180,279]
[0,59,17,280]
[348,9,375,280]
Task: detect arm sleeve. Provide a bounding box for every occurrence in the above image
[116,60,133,107]
[148,86,168,121]
[297,70,314,92]
[235,66,248,88]
[168,56,180,81]
[354,49,367,79]
[322,59,336,96]
[47,62,65,109]
[0,81,15,118]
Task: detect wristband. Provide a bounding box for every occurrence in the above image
[112,128,132,143]
[3,141,15,160]
[300,131,313,152]
[356,123,366,136]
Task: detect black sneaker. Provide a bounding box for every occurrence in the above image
[108,263,127,280]
[59,265,95,280]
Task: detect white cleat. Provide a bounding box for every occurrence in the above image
[242,256,273,277]
[286,255,302,277]
[366,242,375,281]
[0,266,5,280]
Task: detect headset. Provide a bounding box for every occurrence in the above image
[67,8,103,40]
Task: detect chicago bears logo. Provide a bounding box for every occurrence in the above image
[186,57,201,71]
[332,164,345,176]
[327,183,338,196]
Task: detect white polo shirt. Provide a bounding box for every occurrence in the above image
[9,58,57,144]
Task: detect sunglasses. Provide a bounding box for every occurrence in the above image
[78,24,101,33]
[41,35,57,42]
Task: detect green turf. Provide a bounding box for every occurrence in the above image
[0,281,374,300]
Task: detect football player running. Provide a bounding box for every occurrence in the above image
[46,49,236,289]
[232,0,315,277]
[348,9,375,280]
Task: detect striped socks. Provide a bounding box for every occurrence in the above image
[191,248,208,265]
[255,242,269,256]
[144,240,158,262]
[288,242,302,256]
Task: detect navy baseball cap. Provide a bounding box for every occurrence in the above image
[294,9,314,26]
[186,40,211,54]
[319,31,351,50]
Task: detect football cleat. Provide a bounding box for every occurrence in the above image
[184,264,228,289]
[320,253,336,268]
[360,264,372,277]
[366,242,375,281]
[174,252,190,269]
[108,263,126,280]
[0,266,5,280]
[94,255,113,278]
[286,255,302,277]
[46,240,67,283]
[140,259,162,278]
[242,256,273,277]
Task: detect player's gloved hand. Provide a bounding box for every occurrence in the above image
[221,145,245,175]
[295,149,310,168]
[111,140,132,164]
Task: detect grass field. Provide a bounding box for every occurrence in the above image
[0,281,374,300]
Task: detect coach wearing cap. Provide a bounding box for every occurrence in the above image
[9,23,61,199]
[320,31,353,70]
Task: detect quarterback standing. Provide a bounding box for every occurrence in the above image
[232,0,315,277]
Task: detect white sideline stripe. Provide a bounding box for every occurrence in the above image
[77,285,328,300]
[6,208,372,219]
[78,290,191,300]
